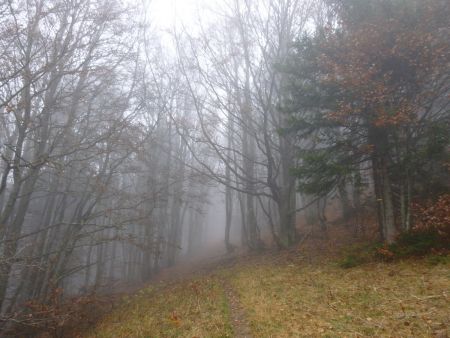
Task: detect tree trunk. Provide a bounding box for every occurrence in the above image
[338,180,352,221]
[370,127,397,244]
[278,130,297,247]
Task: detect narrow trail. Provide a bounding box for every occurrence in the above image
[150,244,255,337]
[222,279,253,338]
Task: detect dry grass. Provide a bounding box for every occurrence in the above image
[84,251,449,338]
[85,274,232,338]
[230,257,450,337]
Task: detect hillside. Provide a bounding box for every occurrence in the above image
[76,250,449,338]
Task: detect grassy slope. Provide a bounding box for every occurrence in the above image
[86,255,449,338]
[230,258,449,337]
[86,275,232,338]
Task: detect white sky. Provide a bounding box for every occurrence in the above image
[149,0,208,30]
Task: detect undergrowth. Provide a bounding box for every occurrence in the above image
[339,227,450,269]
[339,194,450,268]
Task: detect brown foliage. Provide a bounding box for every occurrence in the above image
[3,288,115,338]
[319,0,449,130]
[412,194,450,239]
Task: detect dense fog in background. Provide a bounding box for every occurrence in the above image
[0,0,448,333]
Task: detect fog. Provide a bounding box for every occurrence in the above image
[0,0,448,333]
[0,0,330,315]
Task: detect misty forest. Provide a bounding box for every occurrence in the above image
[0,0,449,337]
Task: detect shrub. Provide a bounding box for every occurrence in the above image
[412,194,450,245]
[339,254,364,268]
[391,229,443,257]
[339,243,382,268]
[338,195,450,268]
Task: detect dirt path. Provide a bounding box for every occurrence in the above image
[223,279,253,338]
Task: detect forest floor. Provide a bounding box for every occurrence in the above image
[81,241,450,338]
